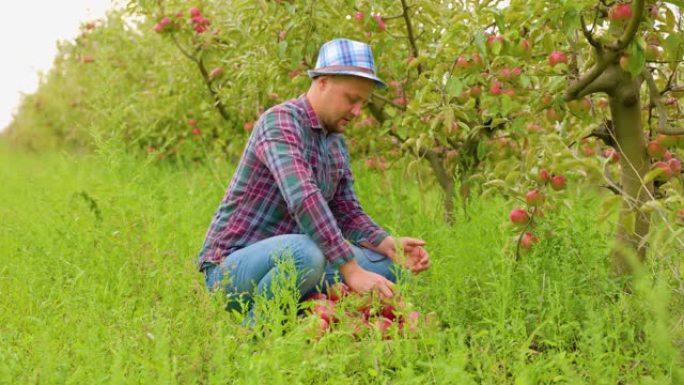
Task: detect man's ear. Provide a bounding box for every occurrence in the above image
[316,75,332,90]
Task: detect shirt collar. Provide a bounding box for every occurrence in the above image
[296,94,324,132]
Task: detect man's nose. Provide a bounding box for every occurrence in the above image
[351,103,362,116]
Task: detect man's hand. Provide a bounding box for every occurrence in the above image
[377,236,431,274]
[339,259,395,298]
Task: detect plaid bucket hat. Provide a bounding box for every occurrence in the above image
[308,38,386,88]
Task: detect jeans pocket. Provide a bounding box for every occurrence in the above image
[364,248,388,263]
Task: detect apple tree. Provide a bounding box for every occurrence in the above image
[131,0,683,271]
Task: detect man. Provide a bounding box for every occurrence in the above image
[198,38,430,315]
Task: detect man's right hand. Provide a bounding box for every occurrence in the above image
[339,259,395,298]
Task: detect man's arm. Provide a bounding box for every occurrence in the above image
[328,144,389,248]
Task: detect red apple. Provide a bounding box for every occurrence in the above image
[303,292,327,302]
[668,158,681,174]
[398,310,420,335]
[649,5,660,19]
[546,108,561,122]
[486,34,504,49]
[603,148,620,163]
[191,127,201,136]
[527,123,542,133]
[326,282,350,302]
[551,175,567,190]
[653,161,673,181]
[656,134,677,146]
[548,51,568,67]
[312,300,338,324]
[243,121,254,132]
[525,189,546,206]
[520,232,538,248]
[511,67,522,77]
[597,98,609,109]
[372,14,386,31]
[647,141,666,159]
[619,55,631,72]
[608,4,632,21]
[189,6,201,17]
[209,67,224,79]
[539,169,551,183]
[490,80,503,96]
[582,146,595,157]
[355,11,364,21]
[380,304,397,321]
[318,317,330,333]
[455,55,470,69]
[82,55,95,63]
[510,208,530,224]
[393,96,408,106]
[471,53,483,67]
[373,316,393,335]
[470,85,482,97]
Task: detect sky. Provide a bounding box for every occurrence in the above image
[0,1,117,132]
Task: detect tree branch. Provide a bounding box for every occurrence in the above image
[608,0,644,52]
[580,13,601,49]
[400,0,422,75]
[169,32,198,63]
[564,54,612,101]
[371,93,407,111]
[643,68,684,135]
[197,55,231,122]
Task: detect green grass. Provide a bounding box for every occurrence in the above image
[1,141,682,384]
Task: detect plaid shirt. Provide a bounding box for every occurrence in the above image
[197,95,388,270]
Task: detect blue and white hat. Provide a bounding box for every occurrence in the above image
[308,38,386,88]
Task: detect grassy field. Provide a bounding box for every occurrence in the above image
[1,141,682,384]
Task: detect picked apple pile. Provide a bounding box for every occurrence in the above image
[301,282,422,339]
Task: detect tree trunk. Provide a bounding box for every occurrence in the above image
[424,150,455,224]
[608,67,653,274]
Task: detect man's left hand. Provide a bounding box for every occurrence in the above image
[378,236,431,274]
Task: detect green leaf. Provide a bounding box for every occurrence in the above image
[474,31,487,55]
[562,9,579,38]
[277,40,288,60]
[664,34,681,62]
[446,77,463,97]
[599,195,622,221]
[494,13,506,33]
[627,43,645,78]
[504,171,521,184]
[664,0,684,7]
[621,211,636,235]
[639,199,663,214]
[643,167,663,184]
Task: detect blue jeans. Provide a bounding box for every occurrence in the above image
[203,234,397,312]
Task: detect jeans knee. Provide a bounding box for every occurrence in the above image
[289,235,326,289]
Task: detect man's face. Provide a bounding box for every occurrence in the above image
[317,75,375,133]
